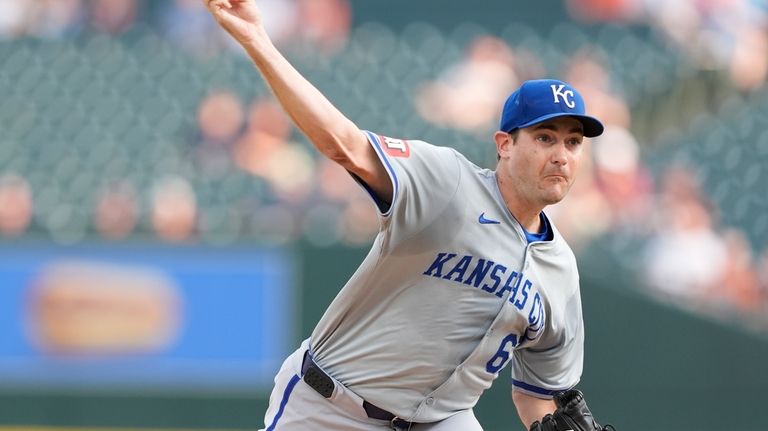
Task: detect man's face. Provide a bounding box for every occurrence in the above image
[498,116,585,206]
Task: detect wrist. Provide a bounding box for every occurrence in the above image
[240,27,273,55]
[238,24,271,49]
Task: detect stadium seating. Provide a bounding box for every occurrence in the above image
[0,21,764,249]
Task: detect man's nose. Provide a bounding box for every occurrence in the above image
[551,142,568,165]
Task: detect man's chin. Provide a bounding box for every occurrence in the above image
[541,189,568,205]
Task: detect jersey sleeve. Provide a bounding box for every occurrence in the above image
[359,130,461,237]
[510,291,584,399]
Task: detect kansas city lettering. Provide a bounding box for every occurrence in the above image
[423,252,534,310]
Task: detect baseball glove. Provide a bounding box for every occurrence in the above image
[529,389,615,431]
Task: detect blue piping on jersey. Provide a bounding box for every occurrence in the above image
[265,374,301,430]
[522,213,552,243]
[363,130,399,217]
[511,378,563,396]
[351,172,390,213]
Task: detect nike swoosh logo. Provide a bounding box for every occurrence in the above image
[478,213,501,225]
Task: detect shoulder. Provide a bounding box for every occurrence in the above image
[365,132,469,175]
[364,132,457,160]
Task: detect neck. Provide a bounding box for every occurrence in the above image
[496,173,544,233]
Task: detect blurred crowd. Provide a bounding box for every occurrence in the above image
[567,0,768,91]
[0,0,351,54]
[1,0,768,323]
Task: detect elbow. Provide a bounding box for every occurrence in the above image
[511,389,556,428]
[512,388,525,407]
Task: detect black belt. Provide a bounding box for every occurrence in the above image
[301,351,415,429]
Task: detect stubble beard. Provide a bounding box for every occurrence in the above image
[540,180,573,206]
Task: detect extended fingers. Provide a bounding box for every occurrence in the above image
[205,0,232,10]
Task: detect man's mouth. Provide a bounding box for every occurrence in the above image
[544,174,568,182]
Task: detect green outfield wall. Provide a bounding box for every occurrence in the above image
[0,244,766,431]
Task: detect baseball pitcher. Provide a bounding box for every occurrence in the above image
[203,1,616,430]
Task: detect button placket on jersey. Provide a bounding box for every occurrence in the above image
[486,243,534,348]
[412,232,534,422]
[480,239,533,336]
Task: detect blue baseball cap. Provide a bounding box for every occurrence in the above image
[499,79,604,138]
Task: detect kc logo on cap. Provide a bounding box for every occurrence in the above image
[550,84,576,109]
[499,79,604,137]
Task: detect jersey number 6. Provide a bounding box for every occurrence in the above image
[485,333,518,374]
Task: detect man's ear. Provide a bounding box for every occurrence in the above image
[494,131,513,159]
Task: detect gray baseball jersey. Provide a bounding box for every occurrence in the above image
[309,131,584,423]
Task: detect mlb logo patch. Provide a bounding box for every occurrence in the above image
[379,135,410,158]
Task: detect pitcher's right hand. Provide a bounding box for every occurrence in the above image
[204,0,265,46]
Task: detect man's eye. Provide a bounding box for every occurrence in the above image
[536,135,552,143]
[568,138,582,146]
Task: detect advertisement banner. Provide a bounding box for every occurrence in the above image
[0,245,295,391]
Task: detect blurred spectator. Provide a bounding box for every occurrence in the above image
[89,0,138,35]
[757,249,768,304]
[729,25,768,91]
[157,0,223,55]
[643,166,728,301]
[233,98,290,177]
[0,0,85,38]
[564,50,631,129]
[690,0,768,90]
[591,126,653,227]
[261,143,315,203]
[294,0,352,54]
[197,90,245,146]
[716,229,762,313]
[647,1,706,62]
[304,159,373,246]
[158,0,299,55]
[0,173,33,237]
[415,36,520,133]
[567,0,768,91]
[151,176,197,242]
[195,90,245,176]
[259,0,300,46]
[0,0,33,37]
[565,0,642,23]
[316,158,363,203]
[94,181,139,240]
[233,98,315,203]
[27,0,84,38]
